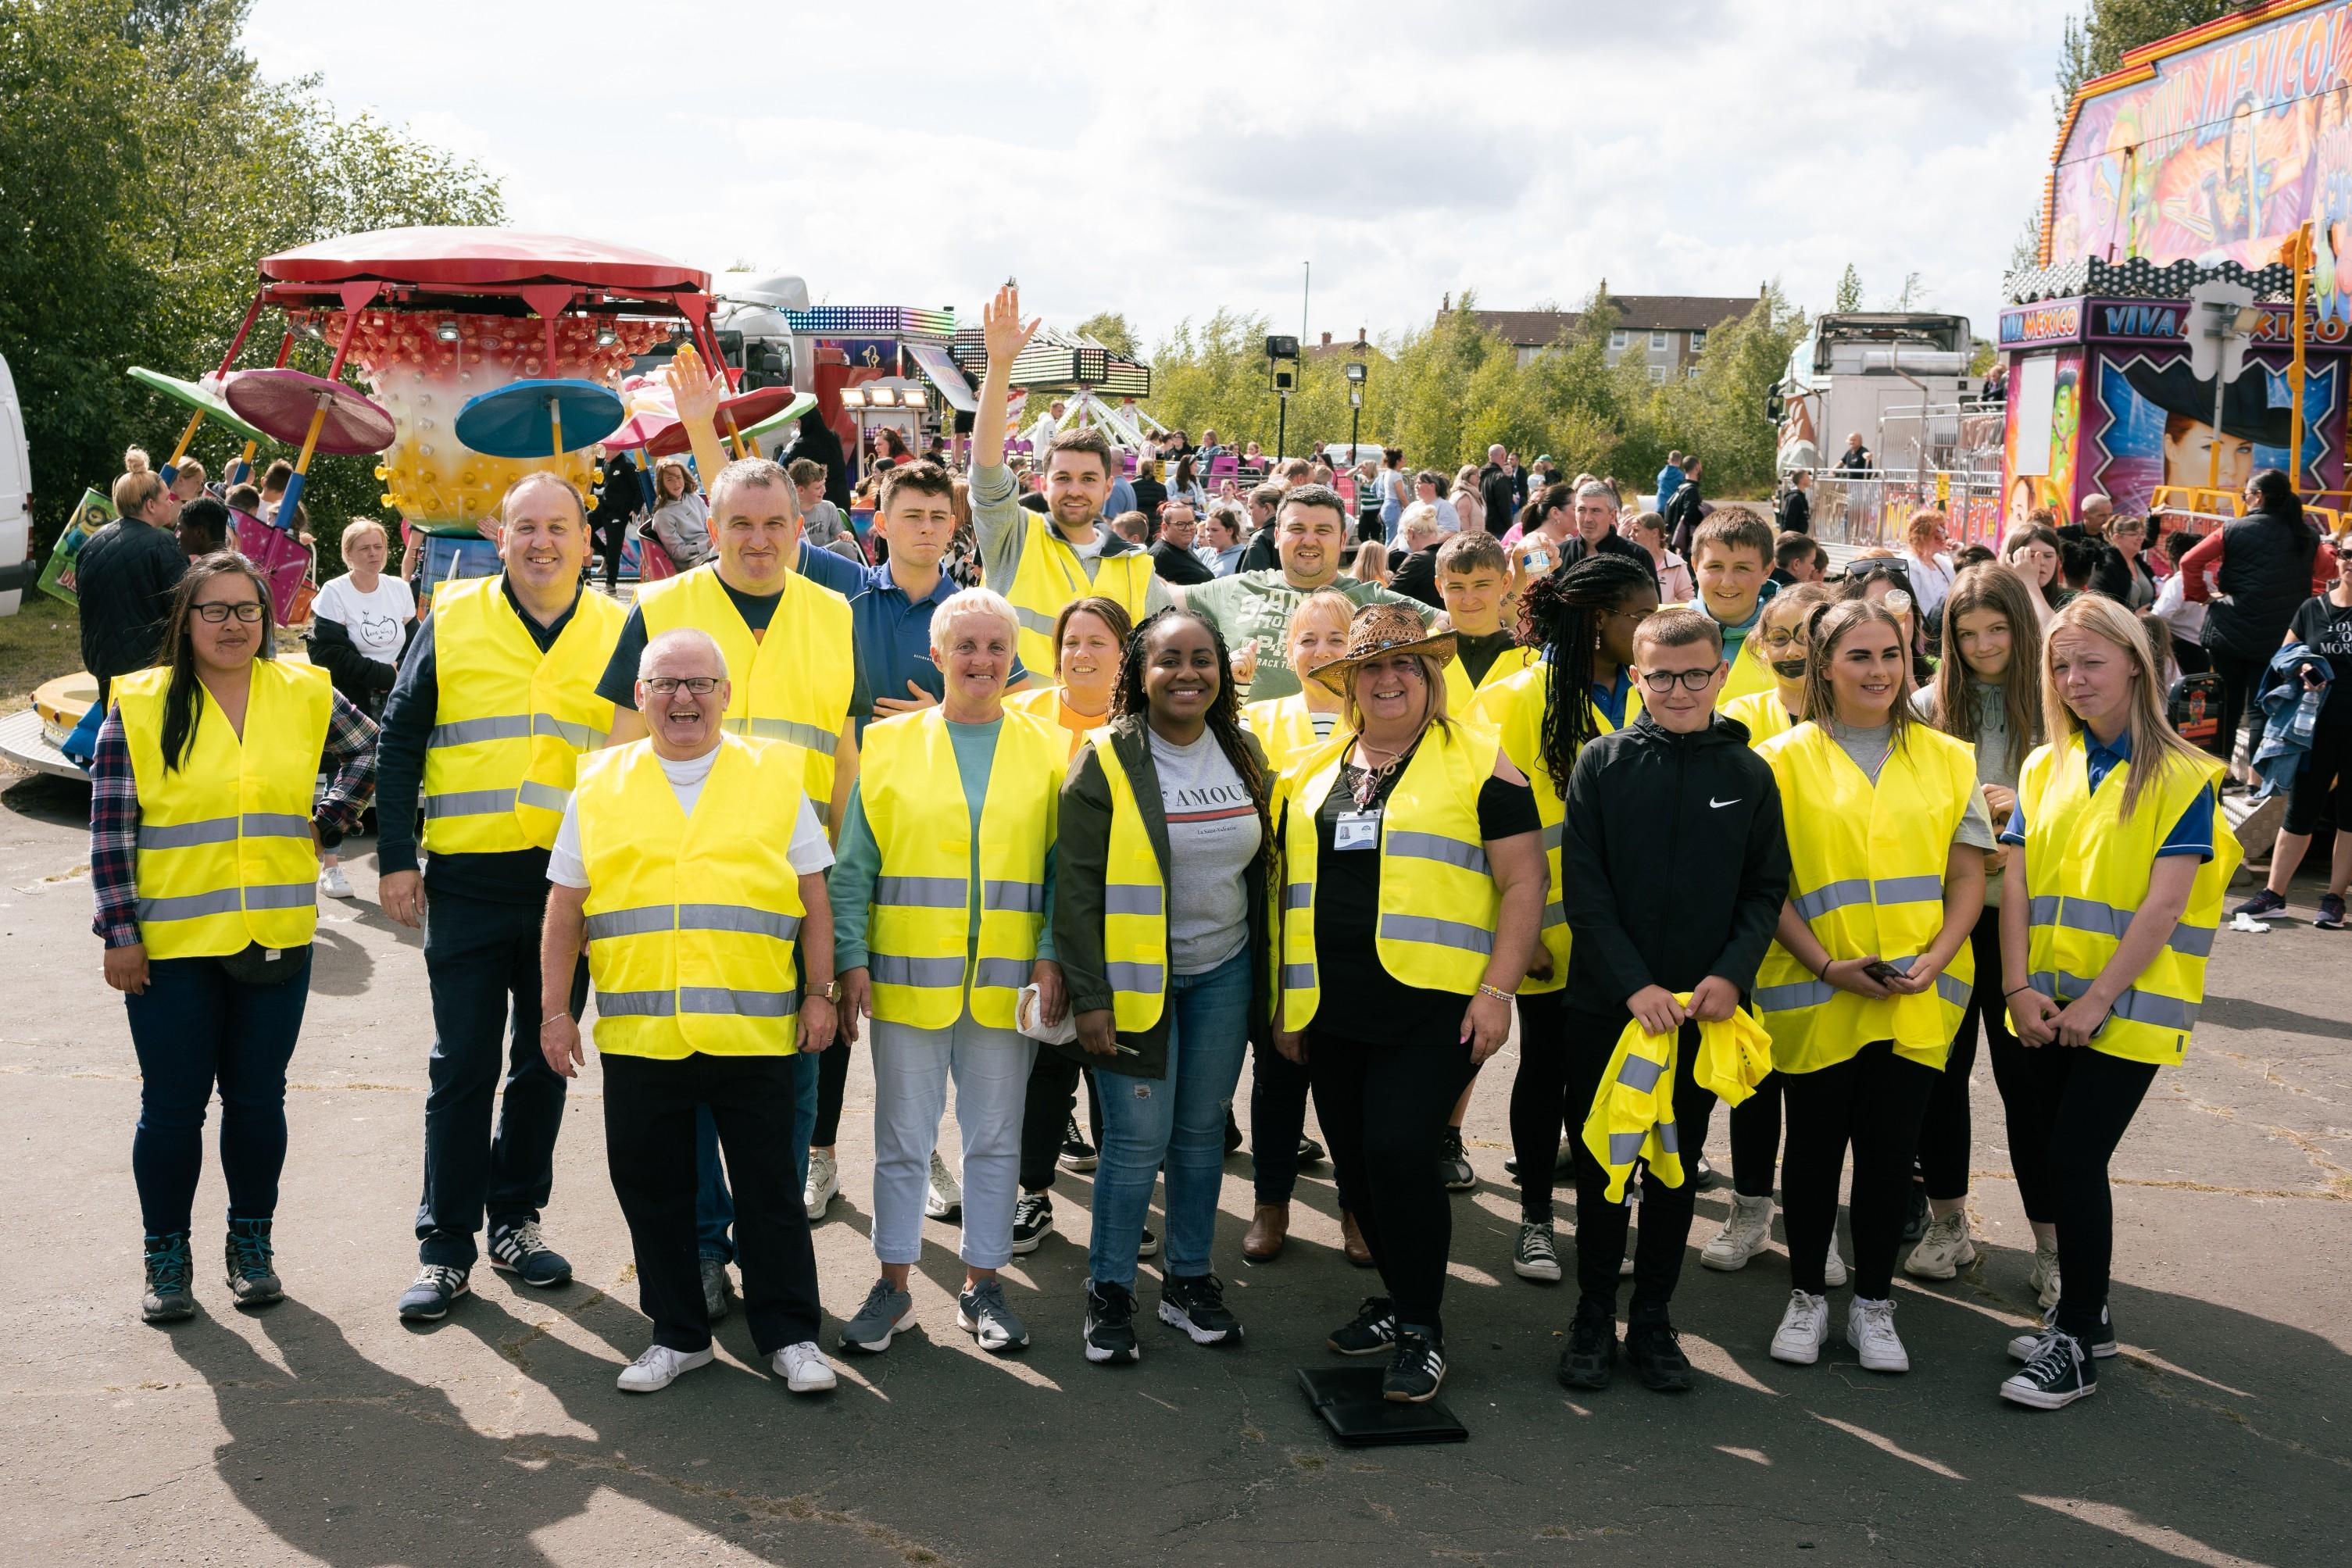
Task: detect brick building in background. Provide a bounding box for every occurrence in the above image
[1460,284,1764,381]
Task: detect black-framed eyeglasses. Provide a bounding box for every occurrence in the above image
[193,602,266,623]
[1635,667,1719,694]
[644,676,719,695]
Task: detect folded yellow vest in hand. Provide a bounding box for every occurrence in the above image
[1582,999,1775,1202]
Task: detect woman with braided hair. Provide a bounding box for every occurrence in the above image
[1053,607,1276,1363]
[1474,553,1661,1284]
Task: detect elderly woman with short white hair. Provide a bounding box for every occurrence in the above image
[827,587,1069,1358]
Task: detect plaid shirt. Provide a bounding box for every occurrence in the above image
[88,685,379,948]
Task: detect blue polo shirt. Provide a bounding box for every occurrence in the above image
[2000,730,2215,859]
[848,560,1029,734]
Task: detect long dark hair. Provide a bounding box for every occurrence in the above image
[1112,606,1271,832]
[1519,552,1656,791]
[1924,563,2043,772]
[155,552,277,773]
[2245,467,2317,569]
[1174,455,1199,492]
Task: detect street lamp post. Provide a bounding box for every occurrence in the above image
[1345,359,1367,457]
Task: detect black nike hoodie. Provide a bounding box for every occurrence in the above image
[1558,709,1790,1020]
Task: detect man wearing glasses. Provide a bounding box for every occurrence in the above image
[1551,605,1789,1394]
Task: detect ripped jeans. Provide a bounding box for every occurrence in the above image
[1087,948,1253,1291]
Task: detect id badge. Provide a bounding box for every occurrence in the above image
[1334,809,1382,851]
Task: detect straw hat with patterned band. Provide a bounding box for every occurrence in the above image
[1310,601,1456,694]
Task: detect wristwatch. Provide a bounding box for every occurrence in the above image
[817,980,841,1003]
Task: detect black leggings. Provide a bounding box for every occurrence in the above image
[2005,1045,2157,1340]
[1308,1029,1474,1335]
[1507,989,1573,1223]
[1779,1041,1939,1298]
[813,1037,852,1148]
[2207,646,2271,770]
[1250,1038,1313,1205]
[1918,905,2014,1200]
[1017,1052,1103,1193]
[1567,1018,1718,1316]
[1727,1073,1783,1200]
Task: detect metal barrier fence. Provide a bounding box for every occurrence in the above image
[1803,472,2006,551]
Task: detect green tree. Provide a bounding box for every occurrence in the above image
[1074,311,1138,360]
[1834,264,1864,313]
[2057,1,2246,114]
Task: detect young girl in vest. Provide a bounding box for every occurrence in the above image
[1995,595,2238,1409]
[1755,599,1989,1375]
[91,554,378,1323]
[1907,565,2047,1288]
[1704,581,1836,1278]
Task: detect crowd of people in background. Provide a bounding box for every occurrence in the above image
[70,280,2350,1423]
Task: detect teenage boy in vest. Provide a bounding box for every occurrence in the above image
[967,283,1168,674]
[381,473,629,1321]
[1553,607,1789,1391]
[1688,513,1781,705]
[541,628,839,1395]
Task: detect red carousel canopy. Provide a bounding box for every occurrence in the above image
[258,227,711,297]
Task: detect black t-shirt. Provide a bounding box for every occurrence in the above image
[1308,736,1541,1044]
[1453,627,1518,687]
[1778,489,1810,534]
[2289,593,2352,726]
[1149,538,1214,586]
[597,576,780,709]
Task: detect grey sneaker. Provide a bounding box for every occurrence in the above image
[839,1278,916,1354]
[956,1276,1030,1353]
[699,1256,731,1322]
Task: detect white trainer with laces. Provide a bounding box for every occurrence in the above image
[1701,1194,1774,1271]
[773,1341,838,1393]
[2029,1243,2061,1310]
[1846,1296,1909,1373]
[617,1342,713,1393]
[1823,1234,1849,1289]
[318,864,355,899]
[925,1151,963,1221]
[1770,1289,1829,1366]
[1903,1211,1978,1279]
[804,1147,838,1221]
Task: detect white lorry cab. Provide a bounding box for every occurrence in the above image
[0,352,33,615]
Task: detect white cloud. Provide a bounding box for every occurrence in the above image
[244,0,2070,349]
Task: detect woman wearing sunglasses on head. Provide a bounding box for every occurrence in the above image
[91,553,379,1323]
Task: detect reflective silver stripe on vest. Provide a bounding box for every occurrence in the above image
[973,957,1033,990]
[596,989,676,1016]
[1793,874,1944,922]
[1385,830,1489,875]
[1655,1119,1680,1155]
[1933,972,1971,1008]
[1542,899,1566,930]
[1607,1130,1645,1164]
[424,788,517,818]
[983,880,1046,914]
[1105,884,1165,916]
[729,716,841,757]
[1283,882,1312,911]
[870,953,967,987]
[1105,960,1166,995]
[1616,1052,1665,1092]
[1013,605,1060,636]
[1542,820,1564,852]
[534,713,604,749]
[429,713,532,748]
[1377,913,1495,957]
[584,905,673,940]
[2029,970,2197,1031]
[1754,977,1834,1012]
[678,985,798,1017]
[875,875,966,909]
[517,780,571,814]
[2028,895,2218,959]
[136,811,314,851]
[136,881,315,923]
[1282,963,1317,991]
[585,904,801,943]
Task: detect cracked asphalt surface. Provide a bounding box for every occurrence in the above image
[2,770,2347,1566]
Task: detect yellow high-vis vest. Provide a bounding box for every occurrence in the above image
[1468,665,1639,996]
[634,563,853,825]
[1719,644,1779,706]
[859,707,1063,1029]
[1722,688,1800,746]
[1582,1001,1774,1202]
[1089,730,1176,1032]
[116,659,331,959]
[1278,720,1503,1031]
[1003,515,1155,675]
[1244,693,1346,774]
[421,575,624,855]
[577,735,806,1059]
[1440,643,1539,729]
[1752,721,1978,1073]
[2013,732,2239,1065]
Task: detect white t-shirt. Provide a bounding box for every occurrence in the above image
[312,572,416,667]
[548,748,834,889]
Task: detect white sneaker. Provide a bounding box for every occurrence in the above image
[1903,1211,1978,1280]
[1846,1296,1909,1373]
[1770,1289,1829,1366]
[925,1151,962,1221]
[772,1340,837,1393]
[2029,1242,2061,1310]
[1823,1234,1849,1289]
[1701,1194,1774,1271]
[804,1147,838,1221]
[318,864,355,899]
[617,1342,714,1393]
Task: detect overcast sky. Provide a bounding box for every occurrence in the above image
[248,0,2071,350]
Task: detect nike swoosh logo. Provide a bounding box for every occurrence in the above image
[1710,797,1740,809]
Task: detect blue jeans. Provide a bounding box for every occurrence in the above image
[695,1052,819,1263]
[127,951,313,1237]
[1088,948,1253,1290]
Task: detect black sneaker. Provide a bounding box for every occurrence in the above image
[1084,1279,1140,1364]
[1383,1327,1446,1403]
[1158,1273,1242,1345]
[2233,888,2287,920]
[143,1232,195,1323]
[1225,1109,1244,1155]
[1058,1116,1097,1173]
[1327,1295,1396,1356]
[2318,893,2347,930]
[1691,1154,1718,1191]
[1557,1300,1615,1390]
[1437,1127,1476,1191]
[488,1220,572,1288]
[223,1217,283,1307]
[1296,1134,1326,1166]
[2008,1302,2118,1361]
[1900,1184,1929,1245]
[398,1263,471,1321]
[1011,1191,1054,1255]
[2000,1328,2097,1409]
[1625,1312,1694,1392]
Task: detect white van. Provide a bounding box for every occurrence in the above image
[0,353,33,615]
